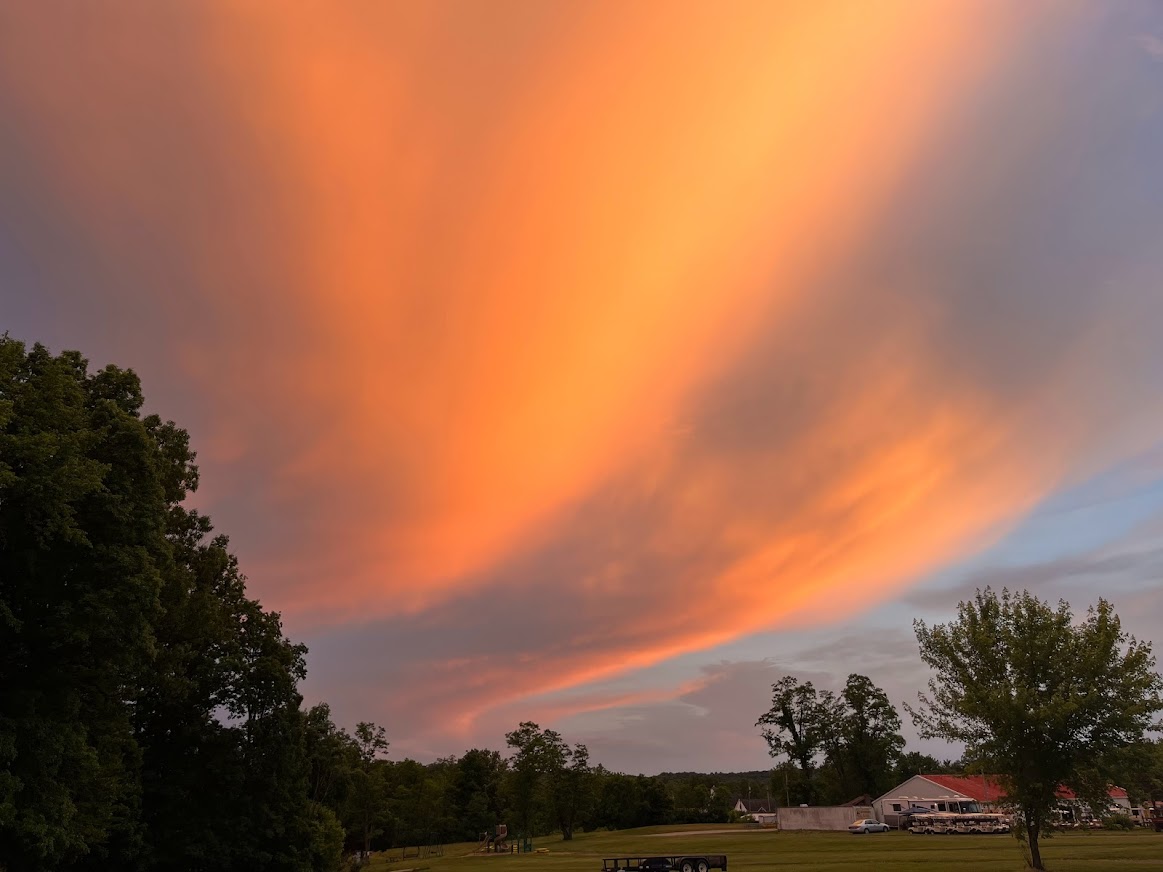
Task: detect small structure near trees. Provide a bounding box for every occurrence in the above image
[732,797,776,824]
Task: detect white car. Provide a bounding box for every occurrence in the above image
[848,819,891,834]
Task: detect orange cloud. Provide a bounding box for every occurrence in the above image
[178,0,1033,616]
[5,1,1162,750]
[300,274,1163,745]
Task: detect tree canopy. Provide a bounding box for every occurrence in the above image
[0,337,329,871]
[908,587,1163,870]
[756,677,834,803]
[830,674,906,799]
[757,673,904,804]
[504,722,592,840]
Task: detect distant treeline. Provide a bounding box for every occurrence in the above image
[287,716,972,854]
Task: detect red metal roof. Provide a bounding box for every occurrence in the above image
[1055,785,1128,800]
[921,774,1128,803]
[922,774,1007,803]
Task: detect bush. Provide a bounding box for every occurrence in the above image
[1101,814,1135,830]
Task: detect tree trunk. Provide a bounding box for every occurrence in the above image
[561,821,573,840]
[798,757,814,804]
[1026,819,1043,871]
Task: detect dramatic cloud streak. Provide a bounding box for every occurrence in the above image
[3,2,1163,765]
[190,1,1026,618]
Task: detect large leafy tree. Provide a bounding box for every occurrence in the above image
[548,740,592,841]
[0,341,171,870]
[451,749,507,840]
[137,507,318,871]
[0,338,335,871]
[302,704,357,870]
[304,704,359,812]
[504,722,548,836]
[907,588,1163,871]
[758,674,904,805]
[345,722,391,858]
[504,722,592,840]
[755,677,839,804]
[832,674,904,799]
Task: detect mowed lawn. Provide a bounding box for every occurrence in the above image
[368,824,1162,872]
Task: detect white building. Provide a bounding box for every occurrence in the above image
[873,774,1131,826]
[732,798,777,825]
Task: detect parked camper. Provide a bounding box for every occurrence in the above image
[907,812,1008,835]
[1149,806,1163,832]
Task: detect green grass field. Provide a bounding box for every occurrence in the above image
[368,824,1162,872]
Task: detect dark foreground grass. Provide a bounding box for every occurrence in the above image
[368,825,1162,872]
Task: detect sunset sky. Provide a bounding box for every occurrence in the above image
[4,1,1163,773]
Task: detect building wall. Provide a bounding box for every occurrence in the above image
[873,776,976,823]
[777,806,872,831]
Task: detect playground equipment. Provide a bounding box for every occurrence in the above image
[478,824,508,853]
[477,824,533,854]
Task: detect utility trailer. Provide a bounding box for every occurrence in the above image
[603,856,727,872]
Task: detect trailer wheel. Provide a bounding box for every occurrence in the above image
[682,862,694,872]
[697,861,708,872]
